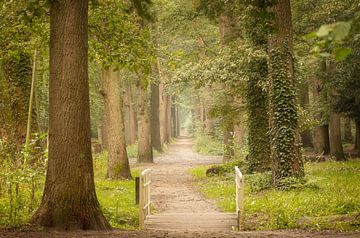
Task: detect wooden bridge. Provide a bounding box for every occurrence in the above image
[138,166,244,232]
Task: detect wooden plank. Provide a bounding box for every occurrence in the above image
[144,212,237,231]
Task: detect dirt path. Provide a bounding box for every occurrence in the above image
[135,137,221,214]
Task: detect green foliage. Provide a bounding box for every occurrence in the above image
[191,160,360,231]
[0,133,47,227]
[269,46,302,183]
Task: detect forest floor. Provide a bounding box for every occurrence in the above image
[1,137,360,238]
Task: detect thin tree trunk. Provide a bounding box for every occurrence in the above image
[171,99,177,138]
[329,89,346,161]
[313,72,329,155]
[355,122,360,151]
[32,0,110,229]
[167,95,172,141]
[299,81,313,147]
[124,83,137,145]
[150,82,162,151]
[102,68,132,179]
[100,114,108,151]
[329,111,346,160]
[159,83,167,144]
[223,122,234,163]
[343,118,353,143]
[137,79,153,163]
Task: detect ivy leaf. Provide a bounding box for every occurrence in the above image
[333,47,352,61]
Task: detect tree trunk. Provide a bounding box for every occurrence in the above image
[150,82,162,151]
[223,122,234,163]
[100,114,108,151]
[355,122,360,151]
[102,68,132,179]
[159,83,167,144]
[137,80,153,163]
[176,105,181,137]
[312,65,330,155]
[1,52,32,151]
[166,95,172,141]
[123,83,137,145]
[268,0,303,186]
[329,90,345,161]
[171,99,177,138]
[299,81,313,147]
[343,118,353,143]
[234,118,246,150]
[32,0,110,230]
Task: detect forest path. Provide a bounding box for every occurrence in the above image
[134,137,237,231]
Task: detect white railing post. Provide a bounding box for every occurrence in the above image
[235,166,244,231]
[139,169,151,229]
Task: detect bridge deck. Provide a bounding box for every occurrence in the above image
[145,212,237,232]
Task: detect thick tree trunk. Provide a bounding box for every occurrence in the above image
[102,68,132,179]
[150,82,162,151]
[32,0,110,230]
[137,80,153,163]
[343,118,353,143]
[223,122,234,163]
[268,0,303,186]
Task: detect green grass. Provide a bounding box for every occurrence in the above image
[0,151,141,229]
[189,160,360,231]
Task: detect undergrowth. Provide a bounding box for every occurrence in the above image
[190,160,360,231]
[0,144,141,229]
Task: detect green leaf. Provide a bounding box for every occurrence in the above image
[333,47,352,61]
[316,24,332,38]
[332,21,351,42]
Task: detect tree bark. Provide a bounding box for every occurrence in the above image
[150,82,162,151]
[223,122,234,163]
[329,89,345,161]
[159,83,167,144]
[137,79,153,163]
[100,114,108,151]
[312,67,330,155]
[268,0,303,186]
[32,0,110,230]
[166,95,172,141]
[299,81,313,147]
[102,68,132,179]
[171,99,177,138]
[124,83,137,145]
[343,118,353,143]
[355,122,360,151]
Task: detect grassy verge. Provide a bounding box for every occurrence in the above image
[190,160,360,231]
[0,151,141,229]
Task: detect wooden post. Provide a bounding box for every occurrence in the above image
[139,175,145,229]
[235,166,245,231]
[135,177,140,205]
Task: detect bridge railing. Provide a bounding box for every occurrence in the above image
[235,166,244,231]
[139,168,151,229]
